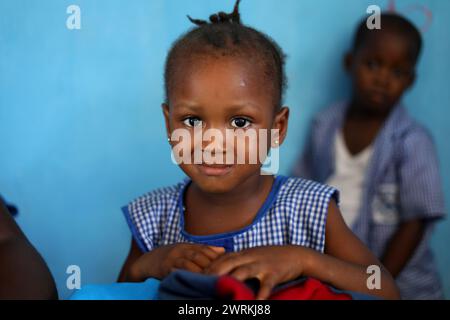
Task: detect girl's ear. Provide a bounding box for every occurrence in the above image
[272,107,289,148]
[162,103,171,141]
[344,53,353,72]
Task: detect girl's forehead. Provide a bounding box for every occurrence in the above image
[170,56,273,105]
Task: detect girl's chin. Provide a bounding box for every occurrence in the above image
[181,164,264,193]
[193,179,237,194]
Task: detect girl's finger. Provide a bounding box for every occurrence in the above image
[204,253,236,275]
[205,252,251,276]
[201,246,226,260]
[174,258,203,274]
[208,246,226,253]
[256,277,277,300]
[230,263,260,282]
[188,250,214,269]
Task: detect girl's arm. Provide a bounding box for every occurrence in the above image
[305,199,400,299]
[118,238,143,282]
[118,238,225,282]
[120,201,400,299]
[205,199,400,300]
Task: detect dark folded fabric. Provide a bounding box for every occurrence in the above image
[158,270,218,300]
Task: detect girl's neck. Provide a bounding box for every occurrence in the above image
[182,173,276,236]
[189,174,274,211]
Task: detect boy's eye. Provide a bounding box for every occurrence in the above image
[183,117,203,128]
[392,68,408,78]
[231,118,252,129]
[366,60,379,70]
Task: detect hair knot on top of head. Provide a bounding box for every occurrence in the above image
[165,0,287,108]
[187,0,241,26]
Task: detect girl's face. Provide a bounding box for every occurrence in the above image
[163,56,289,194]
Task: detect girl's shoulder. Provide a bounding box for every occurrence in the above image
[277,176,339,206]
[124,179,188,219]
[123,180,189,252]
[272,176,338,252]
[129,178,189,206]
[125,176,339,220]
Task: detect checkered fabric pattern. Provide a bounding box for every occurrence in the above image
[123,176,338,255]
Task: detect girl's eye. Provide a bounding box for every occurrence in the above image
[183,117,203,128]
[231,118,252,129]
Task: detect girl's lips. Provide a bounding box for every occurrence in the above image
[196,163,234,176]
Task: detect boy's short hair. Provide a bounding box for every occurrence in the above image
[352,13,423,63]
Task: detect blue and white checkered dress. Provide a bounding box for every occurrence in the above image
[123,176,338,254]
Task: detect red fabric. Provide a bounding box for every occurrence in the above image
[216,276,255,300]
[269,278,352,300]
[216,276,352,300]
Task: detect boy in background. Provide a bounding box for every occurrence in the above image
[293,13,445,299]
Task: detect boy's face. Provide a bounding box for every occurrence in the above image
[163,56,289,194]
[346,31,416,115]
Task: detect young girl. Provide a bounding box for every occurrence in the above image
[118,1,399,300]
[293,13,445,299]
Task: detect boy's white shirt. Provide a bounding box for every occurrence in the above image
[326,130,374,228]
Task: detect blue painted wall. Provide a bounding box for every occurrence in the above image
[0,0,448,299]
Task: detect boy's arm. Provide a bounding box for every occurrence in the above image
[0,199,58,299]
[381,128,445,278]
[379,219,425,278]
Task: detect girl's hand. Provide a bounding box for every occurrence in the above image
[204,245,308,300]
[130,243,225,281]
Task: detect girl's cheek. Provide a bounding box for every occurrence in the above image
[170,126,272,166]
[169,128,196,165]
[234,130,270,165]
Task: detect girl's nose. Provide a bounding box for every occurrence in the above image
[196,126,229,153]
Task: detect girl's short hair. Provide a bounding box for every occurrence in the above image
[164,0,287,108]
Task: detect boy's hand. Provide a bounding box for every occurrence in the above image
[204,245,308,300]
[130,243,225,281]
